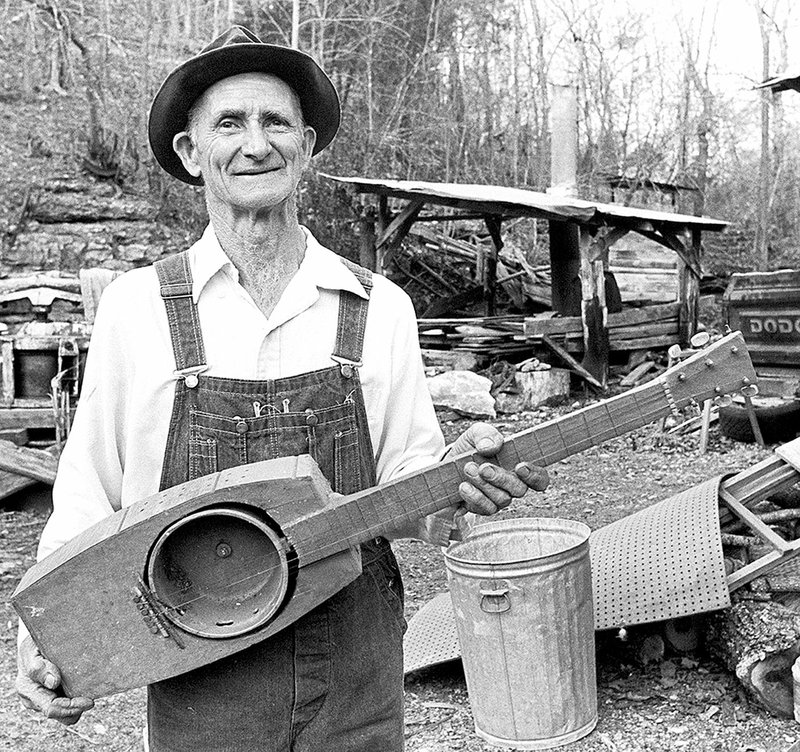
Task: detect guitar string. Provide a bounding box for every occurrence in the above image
[147,387,711,615]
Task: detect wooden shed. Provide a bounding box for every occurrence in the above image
[323,174,728,386]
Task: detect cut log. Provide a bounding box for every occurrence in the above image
[515,368,570,408]
[706,598,800,718]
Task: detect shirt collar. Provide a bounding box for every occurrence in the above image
[298,228,369,300]
[188,223,369,304]
[189,224,239,303]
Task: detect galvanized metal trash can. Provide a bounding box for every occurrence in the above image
[444,517,596,750]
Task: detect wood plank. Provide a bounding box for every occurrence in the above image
[620,361,656,387]
[541,334,604,389]
[524,303,680,338]
[719,487,790,552]
[0,444,60,503]
[0,439,59,483]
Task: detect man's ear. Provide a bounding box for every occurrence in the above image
[172,131,203,180]
[302,126,317,161]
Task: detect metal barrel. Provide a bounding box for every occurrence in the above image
[444,517,596,750]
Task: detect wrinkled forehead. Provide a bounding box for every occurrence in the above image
[192,72,304,121]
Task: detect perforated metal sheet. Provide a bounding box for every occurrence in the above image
[404,478,731,675]
[404,592,459,675]
[591,476,730,629]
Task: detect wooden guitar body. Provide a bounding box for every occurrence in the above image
[13,331,758,698]
[14,457,362,698]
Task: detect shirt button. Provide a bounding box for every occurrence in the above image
[305,409,319,426]
[234,416,248,434]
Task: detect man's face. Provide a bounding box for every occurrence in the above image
[173,72,316,213]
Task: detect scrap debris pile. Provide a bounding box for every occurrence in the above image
[388,226,683,378]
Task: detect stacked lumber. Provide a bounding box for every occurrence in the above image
[405,226,552,309]
[418,316,530,357]
[521,301,680,352]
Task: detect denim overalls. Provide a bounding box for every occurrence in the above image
[146,251,406,752]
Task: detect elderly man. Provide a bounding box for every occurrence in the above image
[16,26,547,752]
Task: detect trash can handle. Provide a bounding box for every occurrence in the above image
[479,581,511,613]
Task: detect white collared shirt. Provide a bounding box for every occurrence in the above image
[35,224,449,568]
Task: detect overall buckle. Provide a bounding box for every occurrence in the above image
[330,355,362,379]
[174,365,209,389]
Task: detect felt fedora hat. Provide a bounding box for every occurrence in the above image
[148,25,340,185]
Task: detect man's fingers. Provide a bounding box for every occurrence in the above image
[516,463,549,492]
[458,481,497,515]
[463,463,518,507]
[45,696,95,725]
[18,677,93,725]
[28,656,61,691]
[478,463,529,497]
[16,673,57,714]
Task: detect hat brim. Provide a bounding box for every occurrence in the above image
[148,43,340,185]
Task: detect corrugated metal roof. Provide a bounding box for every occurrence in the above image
[754,71,800,93]
[322,174,728,231]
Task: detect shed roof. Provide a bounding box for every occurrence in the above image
[754,71,800,93]
[322,175,728,233]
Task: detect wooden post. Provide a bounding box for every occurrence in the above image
[357,207,377,271]
[484,216,503,317]
[578,227,610,387]
[677,228,701,345]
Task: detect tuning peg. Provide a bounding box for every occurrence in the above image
[668,344,682,360]
[690,331,711,348]
[714,394,733,408]
[741,384,759,398]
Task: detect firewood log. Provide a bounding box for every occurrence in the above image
[706,598,800,718]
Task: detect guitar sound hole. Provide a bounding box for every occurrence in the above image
[146,505,290,639]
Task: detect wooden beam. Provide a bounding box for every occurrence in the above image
[578,227,610,385]
[0,439,59,483]
[375,199,424,250]
[541,334,604,389]
[484,216,503,317]
[638,227,702,279]
[375,200,424,274]
[588,226,629,261]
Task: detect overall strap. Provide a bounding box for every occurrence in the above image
[154,252,208,377]
[332,258,373,370]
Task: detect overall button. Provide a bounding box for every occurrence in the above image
[305,409,319,426]
[185,374,199,388]
[234,416,248,434]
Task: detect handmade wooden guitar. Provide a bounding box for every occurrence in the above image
[13,331,756,698]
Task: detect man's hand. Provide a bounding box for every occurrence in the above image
[450,422,549,515]
[16,636,94,725]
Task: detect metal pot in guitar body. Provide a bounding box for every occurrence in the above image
[146,505,292,639]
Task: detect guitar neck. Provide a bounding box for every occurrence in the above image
[296,375,671,564]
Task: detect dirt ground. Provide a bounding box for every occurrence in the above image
[2,408,799,752]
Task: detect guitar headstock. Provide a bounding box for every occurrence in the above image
[660,330,756,409]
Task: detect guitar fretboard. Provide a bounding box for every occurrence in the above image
[292,383,669,563]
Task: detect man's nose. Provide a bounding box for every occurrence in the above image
[241,123,272,160]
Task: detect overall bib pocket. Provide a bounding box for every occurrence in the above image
[187,402,361,491]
